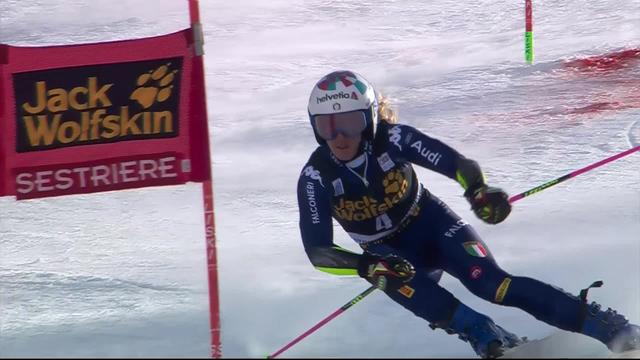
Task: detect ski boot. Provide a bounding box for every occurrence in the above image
[577,281,640,352]
[435,303,523,358]
[581,301,640,352]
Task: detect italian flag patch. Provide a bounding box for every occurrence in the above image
[463,241,488,258]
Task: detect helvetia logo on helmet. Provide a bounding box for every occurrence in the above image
[316,91,359,104]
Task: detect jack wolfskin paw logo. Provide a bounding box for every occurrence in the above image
[382,170,408,195]
[130,64,178,109]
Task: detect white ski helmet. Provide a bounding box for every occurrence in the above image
[307,70,378,144]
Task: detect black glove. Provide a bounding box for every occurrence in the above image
[357,253,415,290]
[464,184,511,224]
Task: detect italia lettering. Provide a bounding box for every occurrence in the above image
[410,140,442,165]
[306,182,321,224]
[22,78,112,114]
[316,91,359,104]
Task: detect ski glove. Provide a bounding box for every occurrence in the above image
[464,184,511,224]
[357,253,416,291]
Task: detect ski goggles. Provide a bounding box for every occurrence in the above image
[313,111,367,141]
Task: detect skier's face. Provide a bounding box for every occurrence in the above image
[327,132,362,161]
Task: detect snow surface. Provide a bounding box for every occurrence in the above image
[502,331,640,358]
[1,0,639,358]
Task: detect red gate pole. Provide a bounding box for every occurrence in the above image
[188,1,222,358]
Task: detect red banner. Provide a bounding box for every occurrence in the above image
[0,29,211,200]
[1,4,221,357]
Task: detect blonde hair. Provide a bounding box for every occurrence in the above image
[377,92,397,124]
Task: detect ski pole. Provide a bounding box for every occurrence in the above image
[267,285,377,358]
[525,0,534,64]
[509,146,639,203]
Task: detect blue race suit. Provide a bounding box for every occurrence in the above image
[297,121,585,331]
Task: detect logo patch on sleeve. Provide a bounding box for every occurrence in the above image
[470,265,483,280]
[332,178,344,196]
[377,152,395,172]
[398,285,415,298]
[462,241,488,258]
[303,165,324,186]
[389,126,402,151]
[495,277,512,303]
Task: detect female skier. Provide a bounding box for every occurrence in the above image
[296,70,640,358]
